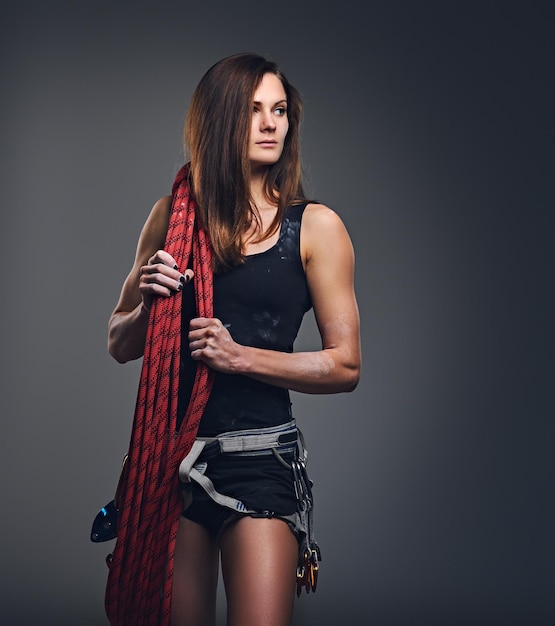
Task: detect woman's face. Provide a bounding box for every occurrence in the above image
[248,72,289,170]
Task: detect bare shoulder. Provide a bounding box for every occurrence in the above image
[303,201,343,223]
[302,202,351,238]
[301,202,354,262]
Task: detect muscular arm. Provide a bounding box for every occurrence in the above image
[188,204,361,394]
[108,196,189,363]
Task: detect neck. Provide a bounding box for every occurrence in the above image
[249,171,267,207]
[244,174,279,244]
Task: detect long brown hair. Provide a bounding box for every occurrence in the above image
[184,52,308,271]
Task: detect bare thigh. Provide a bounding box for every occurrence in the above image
[171,516,220,626]
[220,516,299,626]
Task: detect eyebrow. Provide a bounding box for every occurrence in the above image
[253,99,288,106]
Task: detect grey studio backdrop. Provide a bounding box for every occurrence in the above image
[1,2,553,625]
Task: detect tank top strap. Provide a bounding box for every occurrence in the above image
[279,203,309,237]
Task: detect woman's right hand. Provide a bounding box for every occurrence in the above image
[139,249,193,313]
[108,196,190,363]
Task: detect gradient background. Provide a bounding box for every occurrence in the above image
[1,1,553,624]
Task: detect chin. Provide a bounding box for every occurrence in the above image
[253,150,283,163]
[249,147,284,166]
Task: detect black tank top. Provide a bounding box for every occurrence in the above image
[178,203,312,436]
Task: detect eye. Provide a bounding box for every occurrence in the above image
[274,107,287,116]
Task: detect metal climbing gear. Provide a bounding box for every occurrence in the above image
[290,455,321,595]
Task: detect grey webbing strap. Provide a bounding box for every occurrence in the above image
[204,420,298,455]
[178,439,206,481]
[217,429,292,453]
[178,440,251,512]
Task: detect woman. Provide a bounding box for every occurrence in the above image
[105,52,360,626]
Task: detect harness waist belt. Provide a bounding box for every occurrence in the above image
[191,420,298,461]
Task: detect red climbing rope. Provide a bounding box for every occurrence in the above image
[105,163,214,625]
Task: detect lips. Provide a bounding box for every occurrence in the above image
[256,140,277,146]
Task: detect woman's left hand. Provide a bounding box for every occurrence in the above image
[188,317,242,373]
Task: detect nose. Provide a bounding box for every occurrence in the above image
[260,110,276,131]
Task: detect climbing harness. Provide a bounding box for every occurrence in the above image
[178,420,322,594]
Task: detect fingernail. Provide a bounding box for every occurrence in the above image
[179,275,185,284]
[176,283,183,292]
[184,273,191,283]
[173,264,179,270]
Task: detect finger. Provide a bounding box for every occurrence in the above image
[141,260,174,277]
[140,280,174,299]
[140,269,182,294]
[188,330,210,356]
[187,327,212,349]
[188,338,206,354]
[148,250,178,268]
[142,262,183,282]
[189,317,210,330]
[189,348,204,361]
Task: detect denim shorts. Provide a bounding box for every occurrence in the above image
[181,448,298,539]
